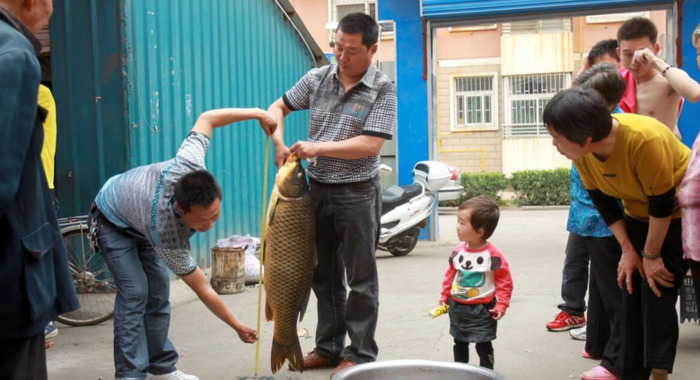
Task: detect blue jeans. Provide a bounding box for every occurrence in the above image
[309,177,381,364]
[93,212,178,379]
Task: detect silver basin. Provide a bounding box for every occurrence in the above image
[331,359,506,380]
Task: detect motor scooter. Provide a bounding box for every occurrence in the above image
[377,161,451,256]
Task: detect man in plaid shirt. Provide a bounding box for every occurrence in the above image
[267,12,396,377]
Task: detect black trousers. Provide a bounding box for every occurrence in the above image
[309,177,382,364]
[0,332,47,380]
[585,236,623,368]
[610,217,687,380]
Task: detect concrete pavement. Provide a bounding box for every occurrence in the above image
[46,208,700,379]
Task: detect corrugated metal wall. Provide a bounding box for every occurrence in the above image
[52,0,317,266]
[52,0,130,218]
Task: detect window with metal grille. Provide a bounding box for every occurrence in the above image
[502,19,571,34]
[452,74,497,130]
[327,1,377,46]
[332,0,376,22]
[503,72,571,137]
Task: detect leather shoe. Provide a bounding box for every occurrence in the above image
[330,359,357,378]
[289,350,334,371]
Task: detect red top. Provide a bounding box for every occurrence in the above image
[440,242,513,315]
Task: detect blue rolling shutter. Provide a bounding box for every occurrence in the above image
[422,0,673,21]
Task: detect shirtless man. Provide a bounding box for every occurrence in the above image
[617,17,700,139]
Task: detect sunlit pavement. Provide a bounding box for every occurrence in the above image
[47,208,699,380]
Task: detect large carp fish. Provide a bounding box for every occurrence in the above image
[263,153,316,373]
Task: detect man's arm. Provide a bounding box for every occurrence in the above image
[635,48,700,102]
[267,97,293,168]
[180,267,258,343]
[191,108,277,138]
[290,135,385,160]
[290,81,395,161]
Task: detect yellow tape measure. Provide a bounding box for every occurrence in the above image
[253,136,270,375]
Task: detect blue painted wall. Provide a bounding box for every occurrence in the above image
[378,0,429,186]
[679,1,700,147]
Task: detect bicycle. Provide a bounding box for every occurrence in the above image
[56,215,116,326]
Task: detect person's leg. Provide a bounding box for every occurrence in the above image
[584,260,606,358]
[0,333,47,380]
[548,232,589,331]
[309,183,345,364]
[475,341,495,369]
[453,339,469,364]
[334,179,381,363]
[610,272,649,380]
[586,236,621,363]
[558,232,589,316]
[617,218,685,380]
[640,219,686,376]
[137,237,178,375]
[96,217,150,379]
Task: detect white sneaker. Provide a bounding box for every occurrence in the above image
[569,325,586,340]
[44,322,59,339]
[146,370,199,380]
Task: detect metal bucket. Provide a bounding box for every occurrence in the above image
[331,359,506,380]
[210,246,246,294]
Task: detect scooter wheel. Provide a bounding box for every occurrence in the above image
[387,228,419,256]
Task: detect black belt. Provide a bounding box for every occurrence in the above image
[309,176,377,187]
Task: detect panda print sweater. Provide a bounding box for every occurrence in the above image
[439,242,513,315]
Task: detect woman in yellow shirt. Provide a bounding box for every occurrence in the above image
[544,88,689,380]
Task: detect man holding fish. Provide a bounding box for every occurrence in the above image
[267,11,397,377]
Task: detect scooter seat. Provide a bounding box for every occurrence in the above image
[381,184,423,214]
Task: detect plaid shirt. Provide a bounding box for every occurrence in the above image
[95,133,209,276]
[283,63,396,184]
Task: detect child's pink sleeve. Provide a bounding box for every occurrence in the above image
[492,248,514,314]
[440,263,456,303]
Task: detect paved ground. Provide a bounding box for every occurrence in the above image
[46,208,700,379]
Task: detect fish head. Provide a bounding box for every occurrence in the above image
[276,153,308,198]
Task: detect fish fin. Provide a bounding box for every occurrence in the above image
[298,284,312,322]
[299,236,317,323]
[268,206,277,226]
[265,298,273,322]
[266,193,280,227]
[271,338,304,373]
[261,194,279,266]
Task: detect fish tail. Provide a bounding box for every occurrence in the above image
[271,338,304,373]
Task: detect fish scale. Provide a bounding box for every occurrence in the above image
[263,155,315,374]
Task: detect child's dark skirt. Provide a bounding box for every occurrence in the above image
[449,297,498,343]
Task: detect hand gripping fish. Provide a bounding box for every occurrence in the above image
[263,153,316,373]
